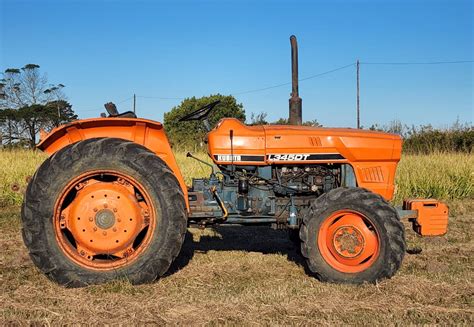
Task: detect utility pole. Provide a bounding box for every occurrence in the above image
[133,94,136,114]
[356,60,360,129]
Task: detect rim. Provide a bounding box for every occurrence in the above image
[54,170,156,270]
[317,210,380,273]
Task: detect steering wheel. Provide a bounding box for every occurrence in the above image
[178,100,221,122]
[104,102,119,116]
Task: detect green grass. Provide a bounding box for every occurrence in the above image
[1,149,472,206]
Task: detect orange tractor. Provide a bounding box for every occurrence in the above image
[21,37,448,287]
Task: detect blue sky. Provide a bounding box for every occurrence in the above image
[1,0,472,128]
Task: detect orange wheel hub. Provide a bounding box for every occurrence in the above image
[54,171,156,270]
[318,210,379,273]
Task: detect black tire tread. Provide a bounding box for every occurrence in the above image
[299,187,405,284]
[21,137,187,287]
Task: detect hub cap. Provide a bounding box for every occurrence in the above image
[318,210,380,273]
[333,226,365,258]
[54,171,156,270]
[95,209,116,229]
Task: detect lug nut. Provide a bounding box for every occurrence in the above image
[104,203,108,208]
[113,208,117,212]
[93,208,98,212]
[89,217,93,222]
[103,231,107,236]
[113,227,117,232]
[93,227,97,231]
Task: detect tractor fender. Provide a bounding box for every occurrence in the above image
[37,117,189,210]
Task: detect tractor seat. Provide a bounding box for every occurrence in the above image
[104,102,137,118]
[114,111,137,118]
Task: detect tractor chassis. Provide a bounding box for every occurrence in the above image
[187,179,448,237]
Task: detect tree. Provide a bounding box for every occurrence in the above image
[16,104,51,148]
[164,94,245,148]
[0,64,55,108]
[0,64,76,147]
[368,120,407,136]
[249,112,268,125]
[272,117,322,127]
[0,108,24,145]
[44,100,78,129]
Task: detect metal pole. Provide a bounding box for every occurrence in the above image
[356,60,360,129]
[289,35,302,125]
[133,94,136,114]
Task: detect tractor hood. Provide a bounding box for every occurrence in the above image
[207,118,402,200]
[207,118,402,165]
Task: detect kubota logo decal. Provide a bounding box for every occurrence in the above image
[216,155,242,161]
[214,154,265,162]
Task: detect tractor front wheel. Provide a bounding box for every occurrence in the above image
[21,138,187,287]
[300,187,405,283]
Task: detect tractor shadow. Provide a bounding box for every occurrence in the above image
[166,225,311,276]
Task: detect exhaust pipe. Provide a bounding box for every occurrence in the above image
[289,35,302,125]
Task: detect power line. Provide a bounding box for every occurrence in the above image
[79,109,102,112]
[355,59,473,128]
[233,63,355,95]
[75,59,473,116]
[137,95,185,100]
[133,59,469,99]
[299,63,356,81]
[361,60,474,65]
[77,96,134,113]
[233,81,291,95]
[116,96,133,104]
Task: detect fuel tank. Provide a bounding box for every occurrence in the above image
[207,118,402,200]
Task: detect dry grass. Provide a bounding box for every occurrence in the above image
[393,152,474,204]
[1,149,472,206]
[0,149,47,206]
[0,149,473,324]
[1,203,473,325]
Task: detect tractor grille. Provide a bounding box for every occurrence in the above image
[361,166,384,183]
[309,136,322,147]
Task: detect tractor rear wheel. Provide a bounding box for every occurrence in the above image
[300,187,405,284]
[21,138,187,287]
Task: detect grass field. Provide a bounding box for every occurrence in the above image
[0,149,473,325]
[1,149,473,207]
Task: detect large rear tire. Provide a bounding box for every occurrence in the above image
[21,138,187,287]
[300,187,405,284]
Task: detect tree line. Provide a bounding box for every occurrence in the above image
[1,64,471,154]
[165,96,472,154]
[162,94,322,149]
[369,120,473,154]
[0,64,77,147]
